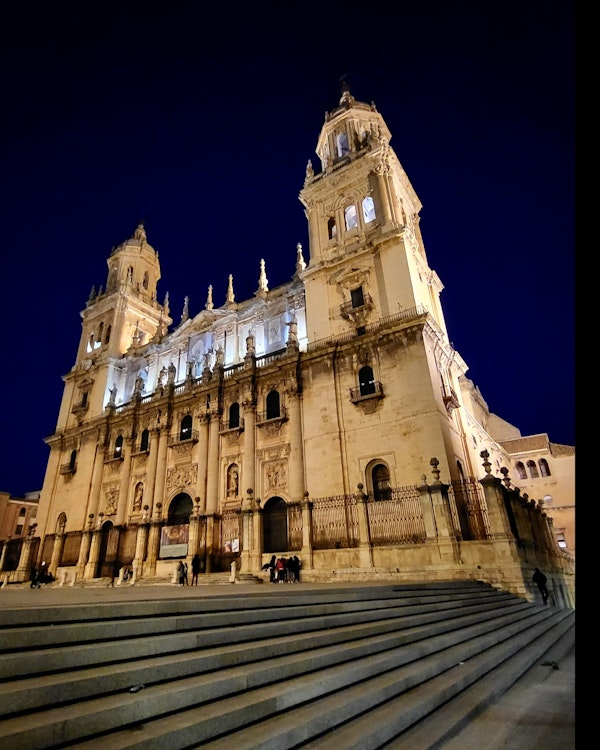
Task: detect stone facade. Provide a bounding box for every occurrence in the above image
[10,84,573,602]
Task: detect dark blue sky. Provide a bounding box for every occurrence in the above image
[0,3,575,496]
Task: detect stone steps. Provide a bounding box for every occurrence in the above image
[0,581,575,749]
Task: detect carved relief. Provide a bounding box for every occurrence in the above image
[172,441,194,460]
[265,461,287,491]
[166,464,198,492]
[102,482,120,516]
[257,445,290,461]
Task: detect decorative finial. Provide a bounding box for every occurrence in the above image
[296,242,306,274]
[257,259,268,295]
[480,450,492,475]
[206,284,214,310]
[180,295,189,324]
[226,274,235,304]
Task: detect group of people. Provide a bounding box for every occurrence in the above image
[177,555,205,586]
[30,562,53,588]
[263,555,302,583]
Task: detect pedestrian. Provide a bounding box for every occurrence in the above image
[30,565,40,589]
[267,555,277,583]
[191,554,201,585]
[177,560,185,587]
[532,567,549,605]
[183,561,189,585]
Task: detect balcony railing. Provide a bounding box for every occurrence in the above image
[349,381,384,404]
[220,417,245,433]
[59,462,77,475]
[256,407,288,425]
[168,429,199,447]
[340,293,374,319]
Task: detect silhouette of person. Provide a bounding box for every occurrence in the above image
[532,567,549,605]
[191,554,201,585]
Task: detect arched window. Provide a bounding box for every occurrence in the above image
[362,196,376,223]
[344,204,358,231]
[228,402,240,429]
[69,449,77,472]
[140,428,150,452]
[327,217,337,240]
[266,390,281,420]
[113,435,124,459]
[539,459,551,477]
[372,464,391,501]
[515,462,527,480]
[142,272,149,290]
[358,366,376,396]
[105,325,111,344]
[336,131,349,158]
[180,415,193,441]
[56,512,67,534]
[527,460,539,479]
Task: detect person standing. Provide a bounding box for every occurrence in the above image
[532,567,549,605]
[183,561,189,585]
[177,560,185,587]
[191,554,201,585]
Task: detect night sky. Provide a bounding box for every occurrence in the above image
[0,4,575,496]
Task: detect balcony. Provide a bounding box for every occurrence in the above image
[256,407,288,427]
[220,417,245,434]
[340,294,374,328]
[442,384,460,415]
[71,401,89,416]
[349,381,384,404]
[59,462,77,476]
[168,430,199,447]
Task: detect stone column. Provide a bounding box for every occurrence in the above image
[375,165,393,225]
[75,526,93,579]
[133,517,150,577]
[116,438,133,526]
[87,435,106,521]
[242,403,256,497]
[188,499,202,556]
[300,493,313,571]
[16,530,37,582]
[286,383,305,503]
[355,484,374,569]
[49,532,66,577]
[0,537,10,573]
[84,524,103,579]
[418,476,438,541]
[143,428,160,513]
[195,414,210,507]
[480,452,512,539]
[153,429,169,510]
[205,412,220,515]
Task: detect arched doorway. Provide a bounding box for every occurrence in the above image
[263,496,289,553]
[96,521,119,578]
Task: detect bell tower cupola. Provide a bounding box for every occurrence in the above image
[299,82,449,344]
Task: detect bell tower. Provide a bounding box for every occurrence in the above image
[56,224,172,432]
[299,83,449,344]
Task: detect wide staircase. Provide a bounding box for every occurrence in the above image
[0,581,574,749]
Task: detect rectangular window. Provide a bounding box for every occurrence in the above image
[351,287,365,308]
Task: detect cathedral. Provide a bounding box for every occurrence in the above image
[25,84,574,602]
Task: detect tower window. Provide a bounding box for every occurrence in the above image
[327,217,337,240]
[345,205,358,231]
[362,196,376,223]
[336,131,349,158]
[527,460,539,479]
[539,459,551,477]
[515,461,527,480]
[140,428,150,452]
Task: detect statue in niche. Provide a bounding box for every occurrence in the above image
[133,483,144,511]
[227,466,239,496]
[167,361,176,384]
